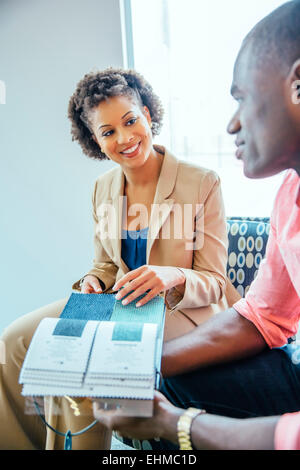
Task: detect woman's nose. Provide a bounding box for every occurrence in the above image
[117,128,134,144]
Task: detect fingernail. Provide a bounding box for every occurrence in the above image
[136,302,141,308]
[115,293,121,300]
[122,299,128,305]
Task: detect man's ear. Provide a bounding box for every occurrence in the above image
[287,59,300,105]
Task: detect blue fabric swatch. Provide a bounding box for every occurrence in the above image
[59,293,116,322]
[112,322,143,342]
[53,318,87,337]
[111,295,165,330]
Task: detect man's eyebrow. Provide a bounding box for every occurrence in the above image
[98,111,133,130]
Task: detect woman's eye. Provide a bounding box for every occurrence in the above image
[126,117,137,126]
[102,130,113,137]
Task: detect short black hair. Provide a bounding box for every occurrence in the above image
[68,68,164,160]
[243,0,300,73]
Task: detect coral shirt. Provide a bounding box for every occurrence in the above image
[233,169,300,450]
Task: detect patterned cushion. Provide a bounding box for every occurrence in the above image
[114,216,271,450]
[226,217,270,298]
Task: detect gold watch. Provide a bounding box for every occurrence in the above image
[177,407,206,450]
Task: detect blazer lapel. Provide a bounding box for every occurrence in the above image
[107,148,179,268]
[147,148,179,261]
[109,167,128,270]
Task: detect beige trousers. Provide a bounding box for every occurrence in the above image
[0,296,200,450]
[0,298,112,450]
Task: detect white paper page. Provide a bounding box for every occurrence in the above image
[22,381,154,400]
[86,322,157,379]
[19,318,98,381]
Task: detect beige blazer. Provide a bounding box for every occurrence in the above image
[73,147,240,340]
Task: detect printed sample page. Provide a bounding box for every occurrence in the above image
[19,318,98,386]
[86,321,158,379]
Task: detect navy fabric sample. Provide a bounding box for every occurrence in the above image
[53,318,87,337]
[59,293,115,322]
[121,228,148,271]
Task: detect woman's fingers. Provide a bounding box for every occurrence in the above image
[120,279,159,307]
[113,266,146,291]
[115,270,152,301]
[135,287,161,307]
[81,276,103,294]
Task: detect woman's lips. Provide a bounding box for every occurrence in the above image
[120,141,141,158]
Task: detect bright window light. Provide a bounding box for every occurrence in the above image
[130,0,286,217]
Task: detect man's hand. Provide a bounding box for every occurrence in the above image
[112,266,186,307]
[92,391,182,443]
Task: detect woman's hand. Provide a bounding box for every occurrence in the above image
[92,391,182,444]
[113,265,186,307]
[80,275,103,294]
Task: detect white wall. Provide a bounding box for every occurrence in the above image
[0,0,124,333]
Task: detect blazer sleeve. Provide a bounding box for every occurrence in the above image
[72,179,119,292]
[165,172,228,311]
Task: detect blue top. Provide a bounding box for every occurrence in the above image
[121,227,149,271]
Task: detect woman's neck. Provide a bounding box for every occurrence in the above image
[123,146,164,189]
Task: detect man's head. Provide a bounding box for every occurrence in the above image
[228,0,300,178]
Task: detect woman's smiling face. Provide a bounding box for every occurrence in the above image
[90,95,153,169]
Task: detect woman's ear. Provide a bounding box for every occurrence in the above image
[143,106,152,126]
[91,134,102,153]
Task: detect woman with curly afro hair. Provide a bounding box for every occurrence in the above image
[0,68,240,450]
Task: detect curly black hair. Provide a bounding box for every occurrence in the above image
[68,68,164,160]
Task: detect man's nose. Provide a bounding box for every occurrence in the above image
[227,111,241,135]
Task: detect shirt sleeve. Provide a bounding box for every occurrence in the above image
[233,220,300,349]
[275,412,300,450]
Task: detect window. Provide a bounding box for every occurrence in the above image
[127,0,286,217]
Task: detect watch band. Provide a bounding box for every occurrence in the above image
[177,407,206,450]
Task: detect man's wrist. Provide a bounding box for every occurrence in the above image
[159,402,183,445]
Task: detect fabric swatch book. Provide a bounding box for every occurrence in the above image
[19,292,166,417]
